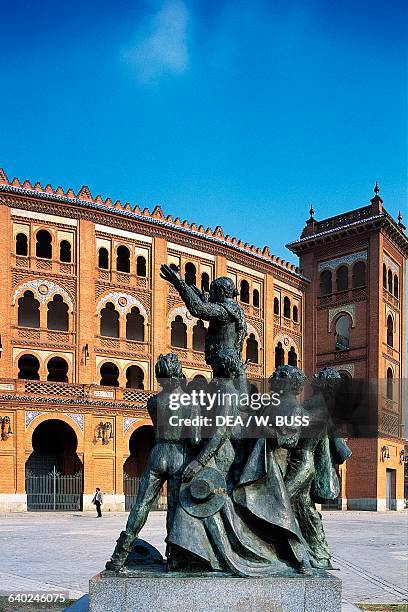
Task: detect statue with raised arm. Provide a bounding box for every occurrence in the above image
[160,264,247,370]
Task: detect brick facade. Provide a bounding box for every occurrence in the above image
[0,170,405,511]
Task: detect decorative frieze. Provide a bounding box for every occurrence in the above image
[25,411,44,429]
[328,304,355,331]
[383,253,399,274]
[63,413,84,431]
[96,292,149,318]
[124,417,140,434]
[318,250,367,272]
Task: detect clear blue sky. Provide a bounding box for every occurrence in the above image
[1,0,406,263]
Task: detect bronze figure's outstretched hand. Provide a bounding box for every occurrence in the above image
[160,263,180,287]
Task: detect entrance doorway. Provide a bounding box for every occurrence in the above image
[386,468,396,511]
[123,425,166,511]
[26,419,83,511]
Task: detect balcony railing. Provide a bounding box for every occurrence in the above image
[0,378,153,405]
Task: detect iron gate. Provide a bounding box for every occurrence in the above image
[26,466,83,511]
[123,474,167,512]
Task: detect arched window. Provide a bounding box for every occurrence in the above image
[288,346,297,366]
[383,263,387,288]
[16,233,28,256]
[387,269,393,293]
[98,247,109,270]
[201,272,210,293]
[335,315,350,351]
[126,307,144,341]
[293,305,299,322]
[192,320,206,351]
[393,275,399,299]
[18,354,40,380]
[283,296,291,318]
[253,289,260,308]
[246,334,259,364]
[100,362,119,387]
[240,280,250,304]
[387,315,393,347]
[36,230,52,259]
[47,357,68,382]
[336,266,349,292]
[185,262,197,286]
[320,270,332,296]
[100,302,119,338]
[352,261,366,288]
[47,294,69,331]
[171,315,187,348]
[59,240,72,263]
[386,367,393,400]
[126,365,144,389]
[18,291,40,328]
[273,297,280,315]
[136,256,146,277]
[116,245,130,273]
[275,342,284,368]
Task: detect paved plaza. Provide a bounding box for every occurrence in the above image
[0,510,407,610]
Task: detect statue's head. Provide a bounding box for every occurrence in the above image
[209,277,239,303]
[155,353,183,389]
[311,367,341,397]
[269,365,306,396]
[212,349,241,378]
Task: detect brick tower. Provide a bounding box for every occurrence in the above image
[287,185,407,510]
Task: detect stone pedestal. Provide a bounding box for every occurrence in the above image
[89,566,342,612]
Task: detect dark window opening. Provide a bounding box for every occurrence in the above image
[273,297,279,315]
[335,315,350,351]
[393,275,399,299]
[47,357,68,382]
[386,367,393,401]
[336,266,349,292]
[16,233,28,256]
[240,280,250,304]
[137,256,147,277]
[192,320,206,351]
[100,302,119,338]
[201,272,210,293]
[387,315,393,347]
[36,230,52,259]
[246,334,259,364]
[288,346,297,366]
[293,305,298,322]
[18,354,40,380]
[100,362,119,387]
[352,261,366,288]
[387,269,393,293]
[171,315,187,348]
[383,263,387,289]
[47,294,69,331]
[275,342,284,368]
[18,291,40,328]
[126,365,144,389]
[126,307,144,341]
[185,262,197,286]
[283,296,291,318]
[320,270,332,296]
[116,245,130,273]
[98,248,109,270]
[253,289,260,308]
[59,240,72,263]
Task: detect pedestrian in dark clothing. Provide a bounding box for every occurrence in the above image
[92,487,103,517]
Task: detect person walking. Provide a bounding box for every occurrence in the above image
[92,487,103,518]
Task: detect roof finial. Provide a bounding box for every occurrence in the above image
[398,210,403,225]
[309,204,315,219]
[374,181,380,196]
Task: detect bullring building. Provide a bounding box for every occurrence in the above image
[0,169,406,512]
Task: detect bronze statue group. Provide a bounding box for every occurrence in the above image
[106,267,351,577]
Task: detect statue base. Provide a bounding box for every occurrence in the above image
[89,565,342,612]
